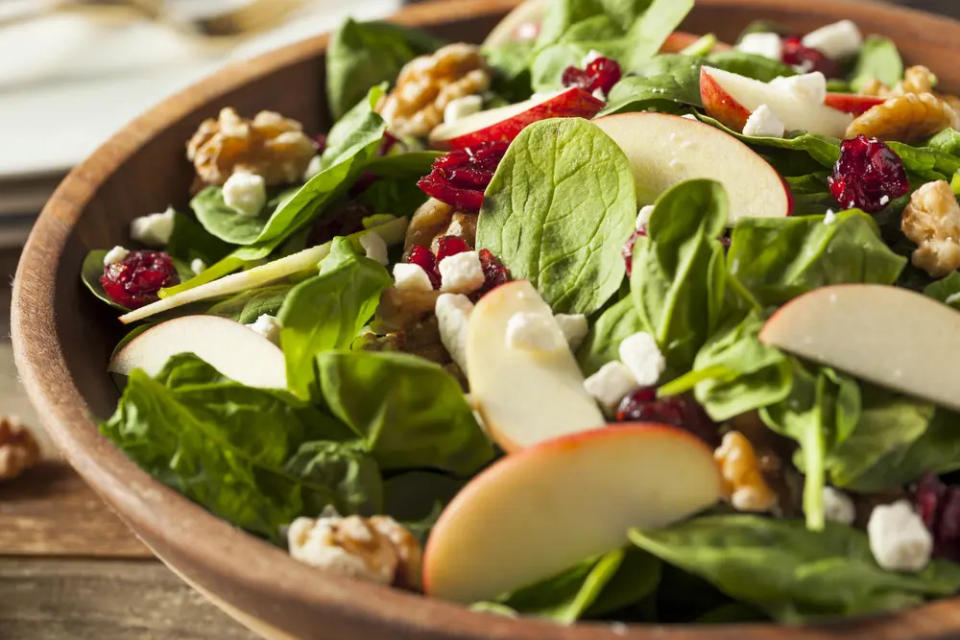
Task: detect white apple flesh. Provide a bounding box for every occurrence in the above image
[594,112,792,223]
[482,0,544,48]
[422,424,722,603]
[759,284,960,412]
[109,315,287,388]
[465,280,604,452]
[700,66,853,138]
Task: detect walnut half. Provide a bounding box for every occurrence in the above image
[902,180,960,278]
[0,416,40,481]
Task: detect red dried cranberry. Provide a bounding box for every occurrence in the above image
[314,133,327,153]
[913,473,960,561]
[405,245,440,288]
[562,56,621,95]
[417,141,510,212]
[379,131,401,156]
[828,135,909,213]
[474,249,511,299]
[781,36,842,78]
[616,389,719,446]
[622,229,645,277]
[435,235,470,263]
[100,250,179,309]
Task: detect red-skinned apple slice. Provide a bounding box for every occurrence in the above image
[759,284,960,412]
[109,315,286,388]
[482,0,544,48]
[428,87,604,150]
[594,112,792,223]
[700,66,853,137]
[422,424,722,603]
[824,93,886,116]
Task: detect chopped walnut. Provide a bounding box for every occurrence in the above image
[901,180,960,277]
[846,93,960,143]
[431,212,478,253]
[379,43,490,138]
[714,431,778,513]
[405,198,454,254]
[375,287,441,333]
[287,513,422,589]
[0,416,40,481]
[186,107,316,186]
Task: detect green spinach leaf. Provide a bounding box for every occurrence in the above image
[705,50,796,82]
[577,294,647,376]
[924,271,960,309]
[81,250,128,310]
[849,36,903,93]
[206,284,292,323]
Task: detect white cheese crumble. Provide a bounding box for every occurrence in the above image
[555,313,588,350]
[802,20,863,60]
[102,245,129,266]
[435,293,473,372]
[581,49,604,67]
[443,94,483,124]
[823,209,838,224]
[505,312,562,351]
[867,500,933,572]
[823,486,856,525]
[287,516,390,583]
[246,314,282,345]
[636,205,655,231]
[592,88,606,101]
[223,171,267,218]
[770,72,827,105]
[879,195,890,206]
[130,206,176,247]
[583,362,638,416]
[439,250,485,294]
[742,104,785,138]
[392,263,434,292]
[735,32,783,61]
[618,332,665,387]
[303,154,323,181]
[190,258,207,275]
[359,232,389,265]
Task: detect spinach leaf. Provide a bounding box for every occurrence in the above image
[190,185,273,245]
[926,128,960,157]
[165,210,231,265]
[382,471,465,542]
[924,271,960,309]
[697,114,842,167]
[81,250,128,311]
[483,40,536,103]
[849,36,903,93]
[727,210,907,307]
[783,173,839,215]
[206,284,292,323]
[363,150,442,178]
[326,18,442,119]
[887,140,960,182]
[477,118,636,315]
[101,354,378,543]
[278,237,392,399]
[577,294,646,376]
[356,177,429,218]
[630,515,960,622]
[316,350,495,475]
[602,64,702,115]
[629,179,728,372]
[705,50,796,82]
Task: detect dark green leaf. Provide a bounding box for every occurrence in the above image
[206,283,292,323]
[81,250,128,310]
[705,50,797,82]
[577,294,647,376]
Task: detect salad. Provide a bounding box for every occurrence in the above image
[82,0,960,626]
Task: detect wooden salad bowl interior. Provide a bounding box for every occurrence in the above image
[12,0,960,638]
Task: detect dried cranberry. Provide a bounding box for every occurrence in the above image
[405,245,440,288]
[314,133,327,153]
[913,473,960,561]
[622,229,645,277]
[379,131,401,156]
[616,389,719,446]
[100,250,179,309]
[474,249,511,299]
[562,56,622,95]
[417,141,510,212]
[828,135,909,213]
[435,235,470,263]
[781,36,841,77]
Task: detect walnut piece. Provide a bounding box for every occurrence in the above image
[287,514,422,589]
[846,93,959,143]
[901,180,960,277]
[0,416,40,481]
[404,198,478,256]
[379,43,490,138]
[714,431,778,513]
[186,107,316,186]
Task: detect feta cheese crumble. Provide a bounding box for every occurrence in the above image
[392,263,434,292]
[435,293,474,372]
[867,500,933,572]
[823,486,856,525]
[735,32,783,61]
[443,95,483,124]
[359,232,389,265]
[770,72,827,105]
[223,171,267,218]
[619,332,666,387]
[555,313,588,350]
[802,20,863,60]
[246,314,282,345]
[581,49,604,67]
[439,250,485,294]
[130,206,176,247]
[584,362,638,415]
[742,104,785,138]
[505,312,562,351]
[102,245,129,266]
[823,209,838,224]
[636,205,655,231]
[190,258,207,275]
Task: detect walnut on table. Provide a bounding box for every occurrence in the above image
[901,180,960,278]
[0,416,40,481]
[186,107,316,186]
[851,65,960,142]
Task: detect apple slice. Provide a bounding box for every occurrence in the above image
[110,315,286,388]
[423,424,722,603]
[759,284,960,412]
[700,66,853,137]
[428,87,604,150]
[482,0,544,48]
[824,93,885,116]
[466,280,604,451]
[594,112,792,223]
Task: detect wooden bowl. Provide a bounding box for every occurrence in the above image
[13,0,960,637]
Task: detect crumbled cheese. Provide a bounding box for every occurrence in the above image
[742,104,785,138]
[439,250,485,294]
[636,205,655,231]
[735,32,783,61]
[867,500,933,572]
[223,171,266,218]
[286,516,390,583]
[584,361,638,415]
[879,195,890,206]
[555,313,588,350]
[505,312,562,351]
[581,49,604,67]
[618,332,665,387]
[130,206,176,247]
[102,245,129,266]
[435,293,473,371]
[246,314,282,345]
[392,263,434,292]
[443,94,483,124]
[801,20,863,60]
[770,72,827,105]
[823,209,838,224]
[303,154,323,181]
[592,88,606,101]
[359,232,389,265]
[190,258,207,275]
[823,486,856,525]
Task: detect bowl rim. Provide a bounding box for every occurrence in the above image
[13,0,960,637]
